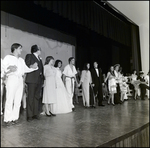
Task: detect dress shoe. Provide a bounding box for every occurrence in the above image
[72,108,75,111]
[91,105,96,108]
[32,115,40,120]
[49,111,56,116]
[45,112,51,117]
[112,103,115,106]
[12,120,19,125]
[27,117,33,122]
[5,121,12,126]
[99,104,105,106]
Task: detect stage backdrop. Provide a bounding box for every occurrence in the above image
[1,11,76,70]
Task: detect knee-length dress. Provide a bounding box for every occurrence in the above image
[42,65,57,104]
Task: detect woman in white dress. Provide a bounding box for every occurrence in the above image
[130,69,140,100]
[79,63,93,108]
[53,60,72,114]
[105,66,116,106]
[42,56,57,117]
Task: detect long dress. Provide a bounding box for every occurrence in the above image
[42,65,57,104]
[80,70,92,107]
[53,68,72,114]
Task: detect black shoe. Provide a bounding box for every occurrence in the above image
[32,115,40,120]
[45,112,51,117]
[12,120,19,125]
[112,103,115,106]
[72,108,75,111]
[27,117,33,122]
[4,121,12,126]
[99,104,105,106]
[49,111,56,116]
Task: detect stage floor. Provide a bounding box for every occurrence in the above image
[1,97,149,147]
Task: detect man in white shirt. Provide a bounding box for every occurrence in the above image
[2,43,38,126]
[62,57,78,111]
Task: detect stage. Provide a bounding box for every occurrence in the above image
[1,97,149,147]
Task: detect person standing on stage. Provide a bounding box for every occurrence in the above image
[114,64,122,104]
[105,66,116,106]
[62,57,78,111]
[25,45,44,122]
[53,59,72,114]
[145,70,149,99]
[42,56,57,116]
[137,71,150,100]
[2,43,38,125]
[91,61,105,106]
[79,63,95,108]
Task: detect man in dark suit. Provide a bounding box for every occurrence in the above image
[91,61,105,106]
[25,45,44,121]
[137,71,150,100]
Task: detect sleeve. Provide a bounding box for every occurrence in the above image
[89,71,92,84]
[62,66,67,76]
[2,56,10,73]
[23,59,38,73]
[74,66,77,75]
[25,54,31,67]
[80,70,85,83]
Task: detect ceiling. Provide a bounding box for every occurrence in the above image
[107,1,149,29]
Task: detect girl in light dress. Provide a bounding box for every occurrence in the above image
[118,67,128,102]
[42,56,57,117]
[105,66,116,106]
[53,60,72,114]
[130,70,140,100]
[79,63,94,108]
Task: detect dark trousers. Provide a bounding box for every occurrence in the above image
[94,84,103,106]
[26,83,41,119]
[114,83,121,104]
[139,84,149,100]
[90,85,95,106]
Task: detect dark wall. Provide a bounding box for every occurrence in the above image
[1,1,136,74]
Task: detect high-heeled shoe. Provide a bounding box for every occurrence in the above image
[45,112,51,117]
[49,111,56,116]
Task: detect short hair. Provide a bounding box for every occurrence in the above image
[44,56,54,65]
[68,57,74,64]
[54,60,62,68]
[131,69,137,74]
[11,43,22,53]
[31,45,40,54]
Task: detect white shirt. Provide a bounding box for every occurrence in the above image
[95,68,99,77]
[63,64,77,78]
[33,53,40,61]
[2,55,38,77]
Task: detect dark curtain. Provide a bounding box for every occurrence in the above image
[34,1,131,47]
[130,24,142,73]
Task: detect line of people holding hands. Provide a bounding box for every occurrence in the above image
[1,43,149,127]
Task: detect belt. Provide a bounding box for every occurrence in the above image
[66,76,75,93]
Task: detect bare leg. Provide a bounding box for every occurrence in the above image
[45,104,51,115]
[112,94,115,105]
